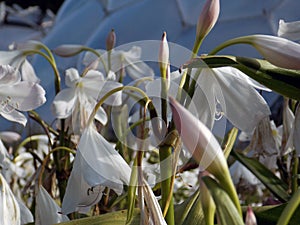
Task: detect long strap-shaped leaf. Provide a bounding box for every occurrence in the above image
[231,151,290,202]
[183,55,300,100]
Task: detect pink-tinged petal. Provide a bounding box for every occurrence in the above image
[0,131,21,143]
[52,88,76,119]
[278,19,300,41]
[212,67,271,133]
[65,68,80,87]
[0,109,27,126]
[0,65,21,85]
[245,205,257,225]
[169,97,227,175]
[246,35,300,70]
[196,0,220,41]
[35,186,69,223]
[0,82,46,111]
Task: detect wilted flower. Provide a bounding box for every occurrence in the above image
[278,19,300,41]
[83,46,154,80]
[61,125,131,214]
[0,65,46,126]
[35,186,69,225]
[52,68,122,133]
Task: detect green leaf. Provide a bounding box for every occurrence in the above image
[126,157,138,224]
[231,151,290,201]
[202,176,244,225]
[183,55,300,100]
[221,127,238,159]
[248,203,300,225]
[174,188,201,225]
[55,209,140,225]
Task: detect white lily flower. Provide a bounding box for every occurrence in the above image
[0,45,40,83]
[0,173,21,225]
[52,68,122,133]
[61,125,131,214]
[191,67,271,132]
[278,19,300,41]
[35,186,69,225]
[0,65,46,126]
[83,46,155,80]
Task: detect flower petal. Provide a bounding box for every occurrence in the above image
[65,68,80,87]
[36,186,69,223]
[0,174,21,225]
[0,65,21,85]
[0,109,27,126]
[78,126,131,192]
[212,67,271,132]
[278,19,300,41]
[52,88,76,119]
[21,60,40,83]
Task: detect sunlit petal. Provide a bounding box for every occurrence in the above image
[52,88,76,119]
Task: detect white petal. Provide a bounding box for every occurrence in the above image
[21,60,40,83]
[78,126,131,192]
[65,68,80,87]
[0,131,21,143]
[0,109,27,126]
[17,198,34,224]
[62,155,104,214]
[278,19,300,41]
[0,65,21,85]
[97,81,123,106]
[52,88,77,118]
[0,51,23,68]
[36,186,69,224]
[0,174,21,225]
[0,82,46,111]
[212,67,271,132]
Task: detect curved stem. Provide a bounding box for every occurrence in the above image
[82,47,109,74]
[209,36,252,55]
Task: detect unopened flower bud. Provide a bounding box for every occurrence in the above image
[159,32,169,78]
[53,45,84,57]
[106,29,116,51]
[245,205,257,225]
[196,0,220,44]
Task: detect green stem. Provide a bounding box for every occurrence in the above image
[159,144,175,225]
[292,153,299,193]
[209,36,252,55]
[277,188,300,225]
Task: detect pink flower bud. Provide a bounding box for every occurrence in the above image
[106,29,116,51]
[245,205,257,225]
[53,45,84,57]
[196,0,220,41]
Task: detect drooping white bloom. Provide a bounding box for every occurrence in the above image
[278,19,300,41]
[0,65,46,126]
[35,186,69,225]
[52,68,122,133]
[0,173,21,225]
[61,125,131,214]
[83,46,155,80]
[191,67,271,132]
